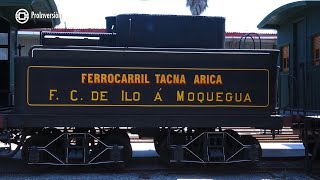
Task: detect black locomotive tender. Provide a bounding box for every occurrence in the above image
[0,14,280,165]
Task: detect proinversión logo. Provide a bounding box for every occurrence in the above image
[15,9,29,24]
[15,8,62,24]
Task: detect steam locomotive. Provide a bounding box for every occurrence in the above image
[0,14,280,165]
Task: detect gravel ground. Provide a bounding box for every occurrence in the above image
[0,171,315,180]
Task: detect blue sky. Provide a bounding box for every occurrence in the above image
[54,0,299,33]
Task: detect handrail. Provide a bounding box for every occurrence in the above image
[238,33,262,49]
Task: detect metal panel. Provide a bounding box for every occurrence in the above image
[294,20,307,109]
[279,73,289,109]
[10,48,279,128]
[316,69,320,110]
[306,67,320,110]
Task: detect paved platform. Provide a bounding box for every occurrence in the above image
[261,143,305,157]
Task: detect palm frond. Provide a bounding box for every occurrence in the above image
[186,0,208,15]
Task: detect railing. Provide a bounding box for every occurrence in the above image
[238,33,262,49]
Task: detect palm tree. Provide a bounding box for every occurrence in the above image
[186,0,208,15]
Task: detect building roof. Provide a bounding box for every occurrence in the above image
[0,0,60,29]
[257,1,320,30]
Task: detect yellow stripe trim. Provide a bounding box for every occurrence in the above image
[26,66,270,108]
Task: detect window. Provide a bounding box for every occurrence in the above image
[0,33,8,60]
[313,34,320,66]
[281,45,289,72]
[0,33,8,45]
[0,48,8,60]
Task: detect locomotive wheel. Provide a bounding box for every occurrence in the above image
[240,135,262,160]
[223,129,242,160]
[102,134,132,164]
[306,143,320,160]
[23,131,65,166]
[158,137,170,163]
[223,129,241,140]
[301,130,320,160]
[106,130,131,144]
[154,137,161,155]
[158,133,186,163]
[22,135,49,163]
[41,128,62,136]
[154,133,166,155]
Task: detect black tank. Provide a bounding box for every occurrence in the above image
[106,14,225,48]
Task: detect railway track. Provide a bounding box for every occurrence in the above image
[0,127,307,177]
[236,127,301,143]
[0,157,318,175]
[0,129,314,178]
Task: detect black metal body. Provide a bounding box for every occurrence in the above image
[114,14,225,48]
[2,46,281,129]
